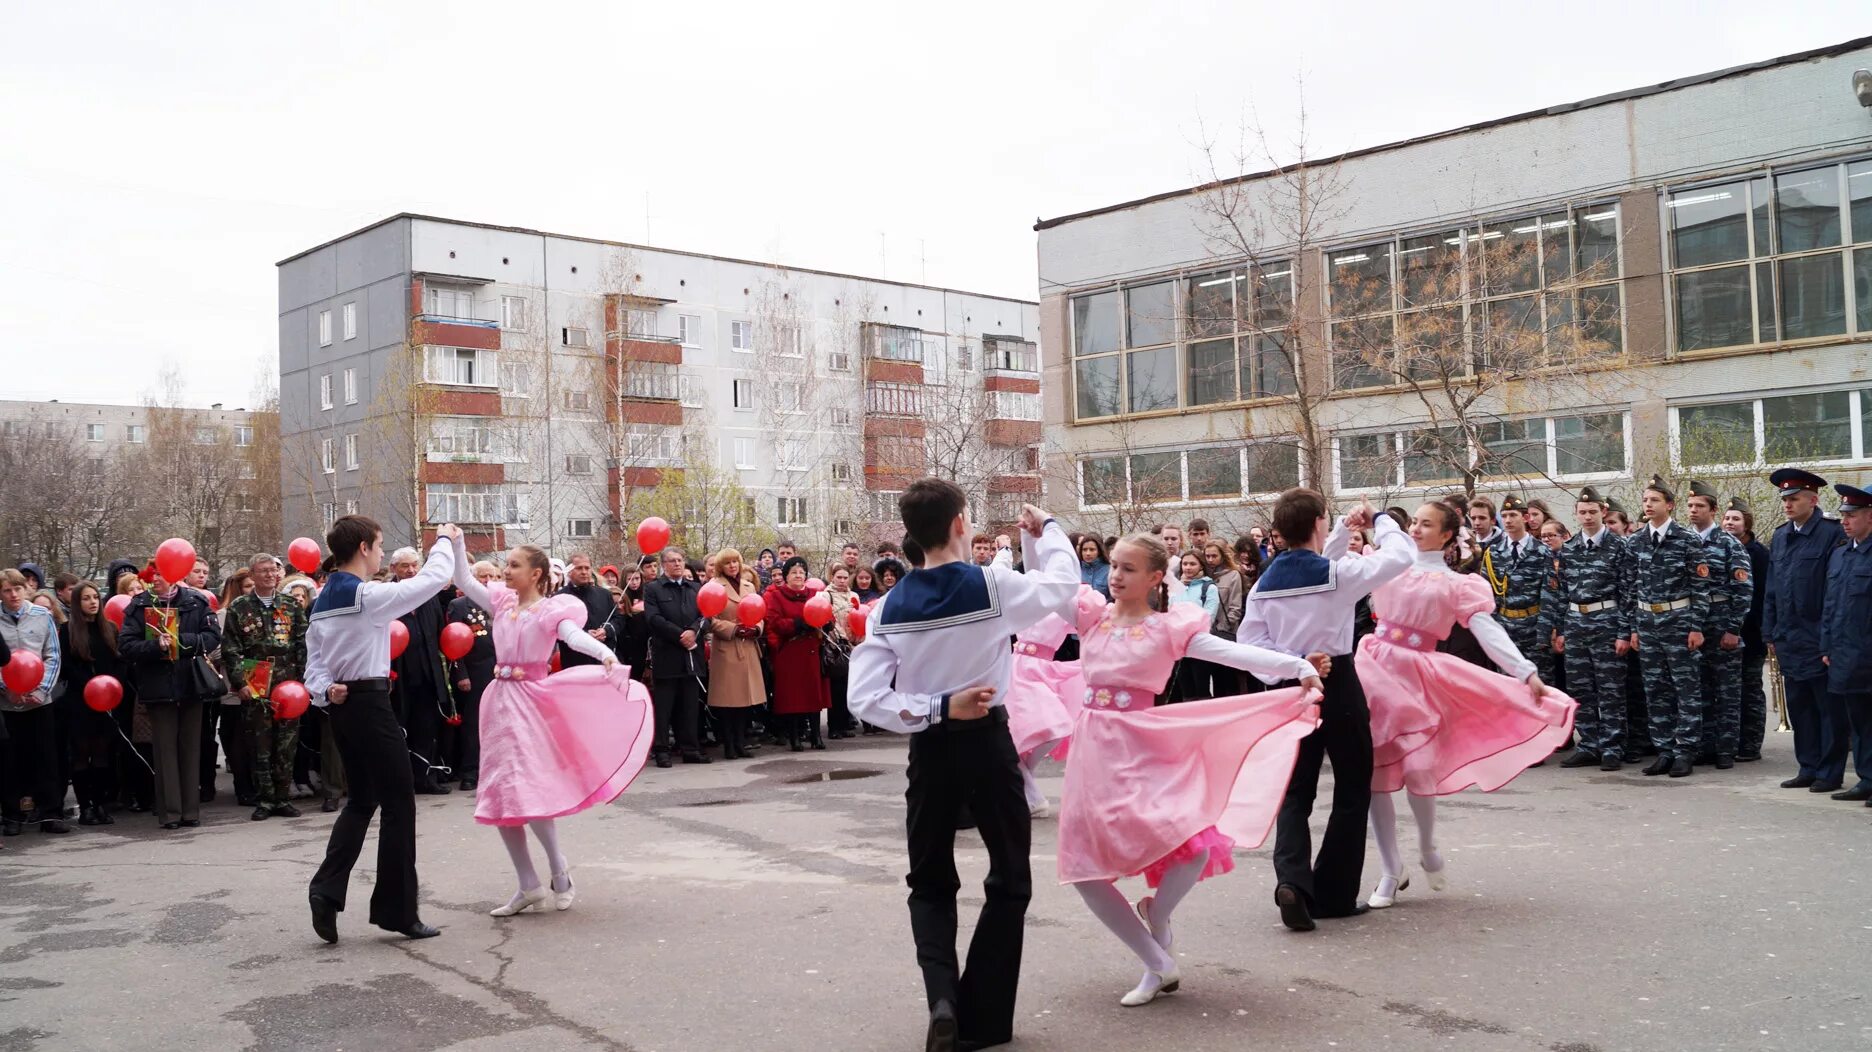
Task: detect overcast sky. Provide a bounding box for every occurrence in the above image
[4,1,1866,408]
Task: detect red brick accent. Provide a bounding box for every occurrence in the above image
[410,279,424,316]
[621,400,683,425]
[986,474,1041,496]
[982,375,1041,394]
[415,319,500,350]
[424,389,503,416]
[864,416,926,439]
[617,339,683,365]
[621,466,663,489]
[865,360,923,385]
[423,460,505,485]
[422,527,502,555]
[984,419,1042,447]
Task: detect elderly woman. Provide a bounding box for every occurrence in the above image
[706,549,766,760]
[763,557,829,751]
[119,559,222,830]
[872,557,906,596]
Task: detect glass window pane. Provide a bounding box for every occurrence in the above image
[1479,418,1546,477]
[1678,402,1756,467]
[1247,441,1301,494]
[1763,391,1852,461]
[1188,447,1242,500]
[1329,243,1392,317]
[1778,254,1847,339]
[1482,294,1540,368]
[1126,347,1178,413]
[1670,182,1750,267]
[1248,332,1297,398]
[1751,177,1774,257]
[1338,434,1393,490]
[1776,168,1842,252]
[1397,232,1462,306]
[1856,248,1872,333]
[1576,205,1621,278]
[1577,284,1623,356]
[1072,291,1120,356]
[1074,356,1120,419]
[1332,316,1393,389]
[1540,213,1572,285]
[1403,427,1467,484]
[1185,272,1239,339]
[1674,266,1754,351]
[1187,338,1237,407]
[1252,262,1294,328]
[1554,413,1625,475]
[1850,161,1872,244]
[1481,217,1541,295]
[1397,307,1465,381]
[1085,456,1127,505]
[1755,260,1777,343]
[1129,451,1182,504]
[1126,282,1176,348]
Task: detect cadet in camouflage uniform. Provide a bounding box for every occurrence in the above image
[1607,499,1655,757]
[1686,480,1753,768]
[1623,475,1712,778]
[220,553,310,820]
[1483,494,1556,687]
[1544,486,1631,771]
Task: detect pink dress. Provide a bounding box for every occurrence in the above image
[1056,590,1319,888]
[1359,568,1578,796]
[1003,613,1082,761]
[473,584,655,826]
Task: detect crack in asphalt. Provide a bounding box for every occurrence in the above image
[393,925,638,1051]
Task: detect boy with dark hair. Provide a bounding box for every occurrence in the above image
[848,479,1076,1052]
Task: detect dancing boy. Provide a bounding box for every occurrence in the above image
[848,481,1076,1052]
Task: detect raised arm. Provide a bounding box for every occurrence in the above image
[448,534,492,610]
[991,516,1077,633]
[1335,514,1414,596]
[365,540,457,624]
[1186,632,1316,687]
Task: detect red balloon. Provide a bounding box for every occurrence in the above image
[205,591,220,612]
[549,649,563,674]
[388,619,410,658]
[104,593,131,628]
[440,621,474,661]
[83,675,124,713]
[2,651,47,695]
[848,605,868,642]
[697,579,729,618]
[736,592,767,628]
[155,537,196,585]
[271,680,311,720]
[288,536,323,574]
[802,592,833,628]
[636,516,671,556]
[805,577,826,593]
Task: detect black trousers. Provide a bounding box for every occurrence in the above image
[398,676,448,783]
[309,688,420,931]
[828,669,852,734]
[905,710,1030,1048]
[452,679,486,780]
[651,676,702,755]
[1271,653,1372,916]
[2,705,61,821]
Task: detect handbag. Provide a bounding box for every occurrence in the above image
[819,631,851,677]
[188,654,228,699]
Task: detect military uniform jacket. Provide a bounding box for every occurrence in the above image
[445,595,496,684]
[1764,515,1845,680]
[1620,521,1711,629]
[1820,537,1872,696]
[1694,526,1753,636]
[220,593,309,690]
[1541,529,1630,637]
[1483,534,1548,624]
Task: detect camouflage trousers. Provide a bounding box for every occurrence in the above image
[242,701,300,808]
[1563,620,1627,759]
[1698,637,1745,761]
[1500,617,1557,686]
[1739,651,1768,758]
[1637,614,1704,758]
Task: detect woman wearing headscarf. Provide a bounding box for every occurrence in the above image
[763,556,829,751]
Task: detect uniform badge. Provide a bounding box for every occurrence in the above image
[1696,564,1710,577]
[1733,567,1748,582]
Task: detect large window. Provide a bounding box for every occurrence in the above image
[624,362,681,401]
[424,346,498,387]
[1669,162,1872,351]
[1076,439,1302,508]
[424,286,476,320]
[426,484,524,525]
[427,418,500,462]
[1336,412,1628,491]
[1674,387,1872,468]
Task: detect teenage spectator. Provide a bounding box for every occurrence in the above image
[854,567,881,604]
[1187,517,1213,553]
[1077,534,1111,598]
[764,557,828,751]
[65,581,122,826]
[1202,541,1249,692]
[971,534,996,566]
[755,548,779,587]
[52,572,79,614]
[214,569,255,806]
[1170,551,1220,701]
[609,568,651,683]
[1541,520,1571,552]
[1233,534,1265,590]
[16,563,46,592]
[119,561,220,830]
[2,571,65,835]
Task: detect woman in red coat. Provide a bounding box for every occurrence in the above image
[763,557,829,751]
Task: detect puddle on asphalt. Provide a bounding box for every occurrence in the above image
[784,769,883,784]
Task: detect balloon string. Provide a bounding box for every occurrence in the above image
[112,722,157,775]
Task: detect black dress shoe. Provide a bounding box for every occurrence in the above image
[1714,756,1735,770]
[1735,752,1762,763]
[310,895,339,944]
[681,751,712,764]
[79,805,103,826]
[321,797,340,813]
[159,821,181,831]
[1642,756,1673,776]
[251,806,273,821]
[926,999,958,1052]
[1,819,23,836]
[200,787,217,804]
[1668,756,1693,777]
[397,921,442,939]
[457,778,477,791]
[1275,883,1315,932]
[272,803,303,818]
[1780,775,1816,788]
[1831,785,1872,801]
[39,819,72,834]
[180,818,201,828]
[1809,781,1843,793]
[1600,756,1623,772]
[1559,751,1600,768]
[97,808,115,826]
[653,754,673,769]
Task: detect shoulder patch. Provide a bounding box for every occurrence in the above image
[1733,567,1748,582]
[1696,564,1709,577]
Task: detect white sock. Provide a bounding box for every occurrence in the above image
[1145,856,1206,949]
[1369,791,1405,894]
[1409,795,1443,874]
[529,819,570,891]
[498,824,541,894]
[1075,879,1174,975]
[1019,756,1046,810]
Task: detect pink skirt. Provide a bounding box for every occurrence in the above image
[474,664,655,826]
[1005,654,1082,760]
[1358,637,1577,796]
[1056,688,1320,887]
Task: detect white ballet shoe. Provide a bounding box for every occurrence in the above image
[1367,872,1410,909]
[1422,851,1448,892]
[490,887,550,917]
[552,870,575,912]
[1135,895,1174,951]
[1120,963,1181,1007]
[1028,800,1052,819]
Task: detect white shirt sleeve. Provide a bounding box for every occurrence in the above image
[844,615,946,734]
[304,628,332,700]
[1464,611,1537,681]
[989,522,1079,633]
[1333,515,1414,597]
[556,619,614,663]
[1323,519,1352,560]
[449,535,492,610]
[364,542,457,624]
[1186,632,1315,685]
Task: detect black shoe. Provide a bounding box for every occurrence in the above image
[272,803,303,818]
[1642,756,1673,776]
[1668,756,1693,777]
[457,778,477,791]
[251,806,272,821]
[1714,756,1735,770]
[97,808,115,826]
[1600,756,1623,772]
[1781,775,1816,789]
[126,798,148,813]
[654,753,673,769]
[926,999,959,1052]
[310,895,339,944]
[159,821,181,831]
[180,818,201,828]
[200,787,216,804]
[1275,883,1315,932]
[1559,751,1600,769]
[39,819,71,834]
[1316,902,1372,919]
[321,798,340,813]
[1809,781,1843,793]
[681,751,712,765]
[79,805,103,827]
[1830,785,1872,801]
[1736,753,1762,763]
[414,781,452,795]
[236,794,260,808]
[397,921,442,940]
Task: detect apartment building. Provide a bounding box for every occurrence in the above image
[0,398,261,481]
[276,216,1041,555]
[1036,37,1872,535]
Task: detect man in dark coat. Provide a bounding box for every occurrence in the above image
[556,553,616,668]
[1819,484,1872,803]
[389,547,452,794]
[1764,468,1852,792]
[642,547,708,768]
[445,559,498,792]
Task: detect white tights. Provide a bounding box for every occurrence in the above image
[1073,855,1207,977]
[498,819,571,893]
[1368,791,1443,881]
[1019,751,1047,809]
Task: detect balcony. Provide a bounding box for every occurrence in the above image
[862,322,926,363]
[866,381,923,417]
[622,363,681,402]
[982,335,1039,374]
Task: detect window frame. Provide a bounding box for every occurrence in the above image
[502,295,527,332]
[319,373,333,410]
[318,309,332,347]
[423,346,500,388]
[1332,412,1633,493]
[343,367,358,405]
[1073,438,1305,511]
[320,437,335,474]
[1669,385,1871,472]
[730,319,754,353]
[343,432,358,470]
[342,302,357,341]
[732,378,755,410]
[85,423,105,442]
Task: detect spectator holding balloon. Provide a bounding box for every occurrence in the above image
[2,566,65,835]
[65,581,126,826]
[118,538,221,831]
[702,548,766,761]
[220,552,310,822]
[764,557,830,752]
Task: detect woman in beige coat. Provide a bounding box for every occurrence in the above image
[707,549,766,760]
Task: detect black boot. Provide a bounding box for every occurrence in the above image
[787,720,805,752]
[807,715,826,751]
[1668,755,1693,777]
[1641,755,1673,776]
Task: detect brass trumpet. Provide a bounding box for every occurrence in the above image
[1767,647,1791,732]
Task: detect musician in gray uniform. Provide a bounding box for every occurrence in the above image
[1545,486,1631,770]
[1686,480,1752,768]
[1623,475,1712,778]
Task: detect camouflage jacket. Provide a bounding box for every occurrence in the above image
[1621,520,1711,629]
[1693,526,1753,636]
[1540,529,1630,637]
[1483,534,1548,624]
[220,592,309,692]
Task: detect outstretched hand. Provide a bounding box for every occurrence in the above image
[1017,504,1052,538]
[435,523,463,543]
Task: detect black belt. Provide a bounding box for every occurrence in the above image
[931,705,1009,734]
[340,677,392,693]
